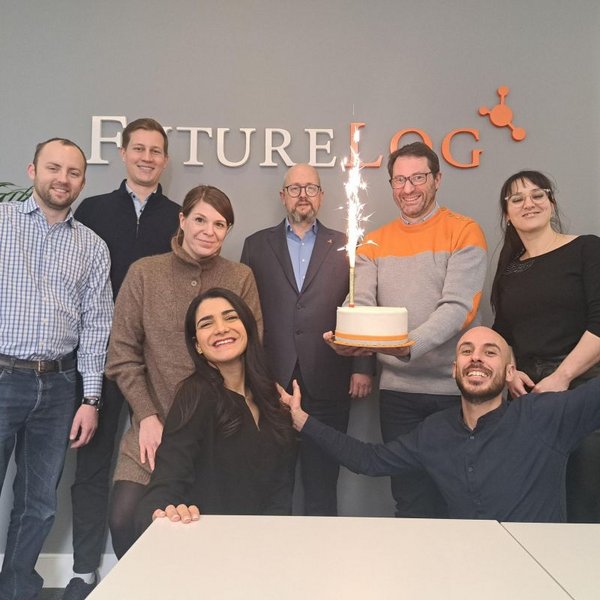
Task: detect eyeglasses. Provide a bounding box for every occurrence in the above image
[389,172,432,189]
[505,189,550,206]
[283,184,321,198]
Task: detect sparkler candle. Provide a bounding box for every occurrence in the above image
[341,128,368,307]
[334,130,410,349]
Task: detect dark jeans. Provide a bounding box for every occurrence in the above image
[520,356,600,523]
[292,368,350,516]
[71,377,125,572]
[379,389,459,518]
[0,365,76,600]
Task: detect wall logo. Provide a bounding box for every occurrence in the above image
[478,86,526,141]
[89,88,527,170]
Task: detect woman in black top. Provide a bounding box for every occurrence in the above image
[491,170,600,522]
[135,288,295,533]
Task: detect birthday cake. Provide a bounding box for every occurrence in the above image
[335,306,409,347]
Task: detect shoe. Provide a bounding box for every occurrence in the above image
[62,574,97,600]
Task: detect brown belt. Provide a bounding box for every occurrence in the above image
[0,353,76,373]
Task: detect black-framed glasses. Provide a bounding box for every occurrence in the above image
[389,172,432,189]
[283,184,321,198]
[505,189,550,206]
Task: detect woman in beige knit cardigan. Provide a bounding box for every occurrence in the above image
[105,185,263,558]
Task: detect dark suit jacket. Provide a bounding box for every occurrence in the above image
[241,220,353,400]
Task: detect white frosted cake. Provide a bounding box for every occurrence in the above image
[335,306,409,347]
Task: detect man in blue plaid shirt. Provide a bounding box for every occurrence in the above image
[0,138,113,600]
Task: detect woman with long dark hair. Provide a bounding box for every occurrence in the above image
[106,186,263,557]
[491,170,600,522]
[134,288,295,533]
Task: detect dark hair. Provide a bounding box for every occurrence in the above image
[122,118,168,155]
[175,288,293,445]
[387,142,440,178]
[33,138,87,173]
[176,185,234,246]
[490,170,563,313]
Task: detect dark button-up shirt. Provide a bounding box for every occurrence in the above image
[303,377,600,522]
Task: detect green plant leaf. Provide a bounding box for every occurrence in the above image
[0,182,32,203]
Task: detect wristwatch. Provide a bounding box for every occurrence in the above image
[82,396,103,411]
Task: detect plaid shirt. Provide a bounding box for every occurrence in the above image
[0,196,113,396]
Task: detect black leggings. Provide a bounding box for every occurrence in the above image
[109,480,146,559]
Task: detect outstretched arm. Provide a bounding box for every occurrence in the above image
[278,380,421,478]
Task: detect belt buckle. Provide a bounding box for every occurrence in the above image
[37,360,54,373]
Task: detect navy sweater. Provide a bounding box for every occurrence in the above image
[74,180,180,298]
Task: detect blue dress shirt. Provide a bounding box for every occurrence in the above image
[285,219,318,291]
[0,196,113,395]
[126,183,156,219]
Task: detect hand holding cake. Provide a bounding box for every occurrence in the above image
[323,331,374,356]
[323,330,411,358]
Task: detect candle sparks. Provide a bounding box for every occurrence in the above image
[342,128,369,306]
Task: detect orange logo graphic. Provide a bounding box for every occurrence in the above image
[479,86,526,141]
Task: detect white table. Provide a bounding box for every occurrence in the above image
[89,515,571,599]
[502,522,600,600]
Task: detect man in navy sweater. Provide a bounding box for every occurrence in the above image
[281,326,600,522]
[64,118,180,600]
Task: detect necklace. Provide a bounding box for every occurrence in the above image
[521,231,560,260]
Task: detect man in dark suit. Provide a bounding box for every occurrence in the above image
[241,164,372,516]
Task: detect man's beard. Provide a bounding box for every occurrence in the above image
[288,205,316,224]
[455,371,506,405]
[35,184,76,211]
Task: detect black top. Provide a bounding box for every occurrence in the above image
[74,180,180,297]
[135,388,295,535]
[303,377,600,522]
[493,235,600,362]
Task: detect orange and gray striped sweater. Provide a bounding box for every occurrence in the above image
[354,207,487,395]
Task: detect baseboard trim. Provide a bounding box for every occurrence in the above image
[0,553,118,588]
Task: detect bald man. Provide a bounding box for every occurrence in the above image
[241,164,372,516]
[282,327,600,522]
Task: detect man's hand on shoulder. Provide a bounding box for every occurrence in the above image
[70,405,99,448]
[507,370,535,398]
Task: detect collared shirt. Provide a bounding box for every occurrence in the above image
[399,202,440,225]
[0,196,113,396]
[285,218,318,291]
[126,183,157,219]
[303,377,600,522]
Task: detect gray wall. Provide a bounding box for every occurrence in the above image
[1,0,599,555]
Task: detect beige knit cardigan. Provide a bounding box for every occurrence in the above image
[106,238,263,485]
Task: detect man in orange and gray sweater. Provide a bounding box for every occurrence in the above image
[333,142,487,519]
